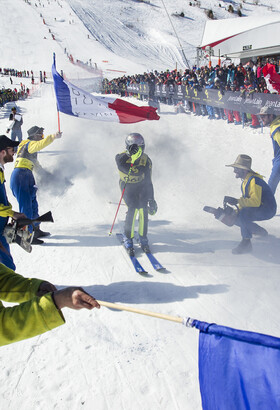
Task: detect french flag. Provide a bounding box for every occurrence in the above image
[52,55,160,124]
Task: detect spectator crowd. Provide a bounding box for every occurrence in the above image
[102,57,279,129]
[0,66,50,107]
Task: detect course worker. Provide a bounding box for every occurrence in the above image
[0,263,100,346]
[10,126,62,245]
[7,106,23,144]
[224,154,276,254]
[258,106,280,195]
[0,135,26,270]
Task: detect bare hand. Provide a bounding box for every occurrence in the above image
[12,212,27,220]
[37,281,57,297]
[53,287,100,310]
[54,131,62,139]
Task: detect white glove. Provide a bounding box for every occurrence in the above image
[54,131,62,139]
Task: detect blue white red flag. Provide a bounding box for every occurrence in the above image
[193,320,280,410]
[52,55,160,124]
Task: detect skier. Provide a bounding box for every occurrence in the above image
[115,133,157,255]
[10,126,62,244]
[0,135,26,270]
[225,154,276,254]
[0,263,100,346]
[6,107,23,144]
[258,106,280,195]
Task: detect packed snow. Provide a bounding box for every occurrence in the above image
[1,0,280,409]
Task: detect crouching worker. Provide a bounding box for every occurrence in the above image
[225,154,276,254]
[0,263,100,346]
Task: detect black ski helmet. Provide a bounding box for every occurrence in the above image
[125,133,145,152]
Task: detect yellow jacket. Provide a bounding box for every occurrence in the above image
[238,172,276,210]
[14,134,55,171]
[0,264,65,346]
[270,116,280,164]
[0,169,14,219]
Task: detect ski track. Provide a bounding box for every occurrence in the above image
[67,0,186,69]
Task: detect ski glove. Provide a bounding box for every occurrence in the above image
[223,196,238,206]
[130,146,142,163]
[147,199,157,216]
[128,144,139,156]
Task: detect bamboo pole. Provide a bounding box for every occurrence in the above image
[97,300,185,324]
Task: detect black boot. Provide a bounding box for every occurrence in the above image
[141,244,151,253]
[126,247,135,257]
[232,238,252,255]
[34,227,51,239]
[139,236,150,253]
[31,237,44,245]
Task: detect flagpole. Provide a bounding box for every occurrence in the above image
[53,52,61,132]
[97,300,194,326]
[57,109,61,132]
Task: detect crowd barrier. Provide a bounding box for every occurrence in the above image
[103,83,280,116]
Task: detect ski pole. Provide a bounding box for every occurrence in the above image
[108,201,126,206]
[109,162,134,236]
[97,300,194,327]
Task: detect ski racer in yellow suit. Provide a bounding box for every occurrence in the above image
[115,133,157,256]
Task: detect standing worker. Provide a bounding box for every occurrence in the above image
[0,135,26,270]
[10,126,62,245]
[7,107,23,144]
[258,106,280,195]
[115,133,157,256]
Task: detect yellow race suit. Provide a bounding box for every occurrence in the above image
[115,151,154,240]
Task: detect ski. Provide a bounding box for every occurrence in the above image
[116,233,148,275]
[144,251,165,272]
[135,235,166,272]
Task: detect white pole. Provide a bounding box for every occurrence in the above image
[97,300,193,326]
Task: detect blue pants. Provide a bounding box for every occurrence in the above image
[268,163,280,194]
[11,128,22,143]
[10,168,39,232]
[0,235,16,270]
[236,205,276,239]
[206,105,214,118]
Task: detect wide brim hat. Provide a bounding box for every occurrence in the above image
[27,126,44,138]
[0,135,20,151]
[226,154,254,172]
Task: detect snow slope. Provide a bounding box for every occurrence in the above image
[1,0,280,409]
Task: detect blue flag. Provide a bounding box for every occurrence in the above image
[193,320,280,410]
